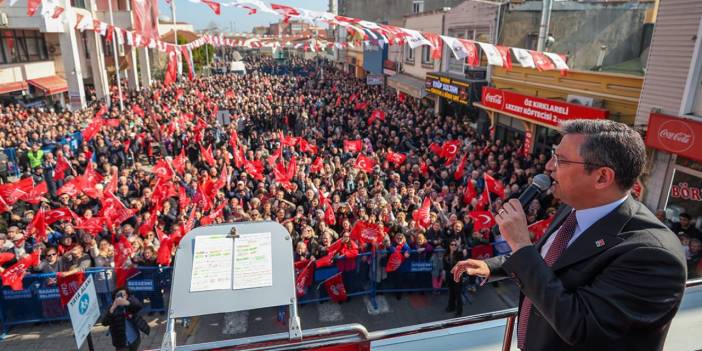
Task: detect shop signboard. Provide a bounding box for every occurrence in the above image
[366,74,384,86]
[425,73,470,105]
[383,60,398,76]
[645,112,702,163]
[666,168,702,224]
[480,87,608,127]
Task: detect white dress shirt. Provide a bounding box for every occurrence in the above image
[540,195,629,258]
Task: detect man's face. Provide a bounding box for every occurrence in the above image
[546,134,599,208]
[680,216,690,228]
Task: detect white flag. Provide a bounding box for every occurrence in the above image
[478,42,504,67]
[543,52,569,70]
[512,48,536,69]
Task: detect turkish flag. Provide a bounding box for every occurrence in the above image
[27,0,41,16]
[528,215,555,243]
[354,155,375,173]
[349,93,358,103]
[315,252,335,269]
[2,252,40,290]
[200,144,216,167]
[412,197,432,229]
[343,139,362,153]
[105,170,119,195]
[428,142,442,156]
[440,140,461,163]
[310,157,324,173]
[45,207,75,225]
[496,45,513,70]
[420,161,429,175]
[454,154,467,181]
[477,185,491,210]
[529,50,557,71]
[471,245,494,259]
[385,245,405,272]
[463,180,478,205]
[335,95,342,107]
[386,150,406,166]
[484,173,506,199]
[323,272,348,303]
[58,176,86,197]
[138,208,159,237]
[54,153,71,181]
[469,210,496,233]
[83,160,104,186]
[152,159,175,179]
[271,3,300,23]
[298,138,318,155]
[200,0,222,16]
[57,272,85,306]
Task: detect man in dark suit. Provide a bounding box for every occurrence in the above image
[452,119,687,351]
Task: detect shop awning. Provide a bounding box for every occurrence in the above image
[387,73,426,99]
[0,81,28,95]
[27,76,68,95]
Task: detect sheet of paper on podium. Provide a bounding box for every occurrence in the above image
[233,232,273,290]
[190,235,233,292]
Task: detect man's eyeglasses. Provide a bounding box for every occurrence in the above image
[47,253,57,257]
[551,153,606,168]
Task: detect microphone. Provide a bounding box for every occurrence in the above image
[490,174,552,236]
[517,174,552,209]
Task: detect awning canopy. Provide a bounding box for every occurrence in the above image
[387,73,426,99]
[28,76,68,95]
[0,81,28,95]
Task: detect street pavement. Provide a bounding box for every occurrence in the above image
[0,281,518,350]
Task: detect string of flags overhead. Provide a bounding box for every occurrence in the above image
[13,0,570,71]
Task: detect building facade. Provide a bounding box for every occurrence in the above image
[0,0,155,111]
[337,0,462,26]
[634,0,702,228]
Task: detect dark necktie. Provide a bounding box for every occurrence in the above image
[517,210,578,349]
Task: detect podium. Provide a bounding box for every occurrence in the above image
[160,221,299,350]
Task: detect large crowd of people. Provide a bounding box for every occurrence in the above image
[0,55,699,317]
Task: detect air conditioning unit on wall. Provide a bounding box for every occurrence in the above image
[567,94,603,108]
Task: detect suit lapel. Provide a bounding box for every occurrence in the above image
[534,204,572,253]
[551,196,637,271]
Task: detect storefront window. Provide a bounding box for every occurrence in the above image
[0,30,48,64]
[666,167,702,233]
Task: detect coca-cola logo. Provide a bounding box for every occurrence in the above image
[657,119,695,153]
[484,92,503,106]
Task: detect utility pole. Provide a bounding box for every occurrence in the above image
[536,0,553,52]
[107,0,124,110]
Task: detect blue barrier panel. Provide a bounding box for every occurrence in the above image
[0,267,171,335]
[3,148,20,177]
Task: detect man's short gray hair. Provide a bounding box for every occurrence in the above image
[559,119,645,190]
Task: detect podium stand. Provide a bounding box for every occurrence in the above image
[160,221,299,350]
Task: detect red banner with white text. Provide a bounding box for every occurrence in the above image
[480,86,608,127]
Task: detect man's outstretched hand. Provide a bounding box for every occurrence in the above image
[451,259,490,283]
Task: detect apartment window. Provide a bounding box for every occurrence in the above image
[682,18,702,118]
[421,45,432,65]
[0,30,48,64]
[404,44,415,64]
[412,1,424,14]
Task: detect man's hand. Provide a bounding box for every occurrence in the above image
[495,198,532,253]
[451,259,490,283]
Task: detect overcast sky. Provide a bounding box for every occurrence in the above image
[158,0,329,32]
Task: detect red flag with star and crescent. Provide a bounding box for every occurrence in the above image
[355,155,375,173]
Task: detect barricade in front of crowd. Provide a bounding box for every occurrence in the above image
[0,267,171,335]
[2,131,83,178]
[298,252,373,305]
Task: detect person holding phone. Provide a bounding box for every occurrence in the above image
[102,287,150,351]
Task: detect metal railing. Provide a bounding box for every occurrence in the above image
[168,278,702,351]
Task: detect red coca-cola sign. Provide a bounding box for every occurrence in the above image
[645,113,702,162]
